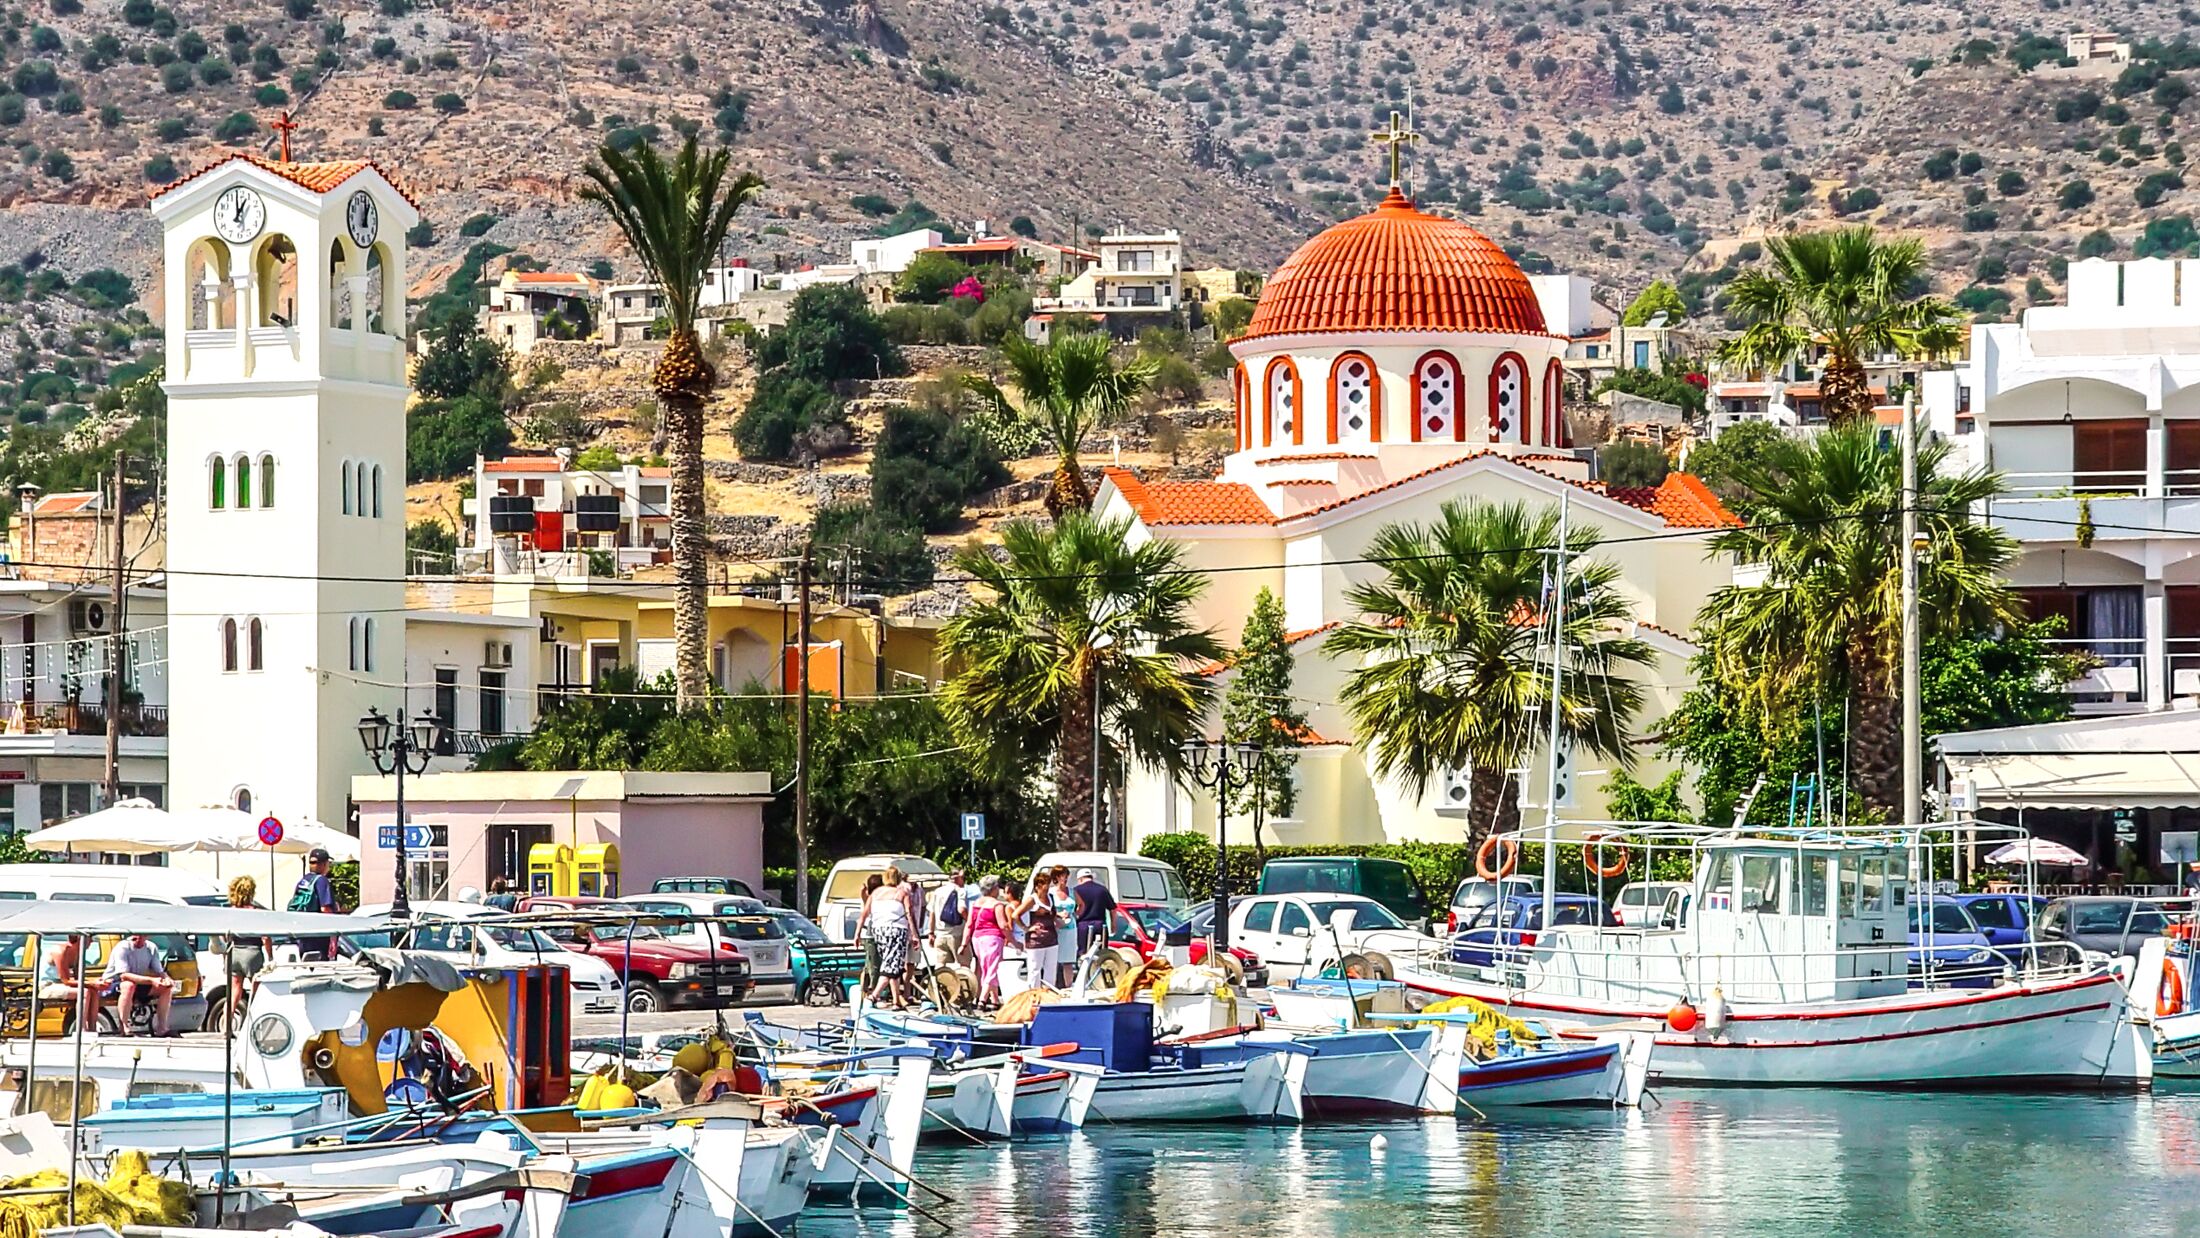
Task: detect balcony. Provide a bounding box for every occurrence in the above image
[1985,466,2200,543]
[0,701,168,737]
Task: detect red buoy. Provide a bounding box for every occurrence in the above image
[1667,1002,1700,1033]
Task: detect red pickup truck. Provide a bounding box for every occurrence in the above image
[518,895,754,1012]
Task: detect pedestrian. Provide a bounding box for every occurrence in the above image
[486,877,520,912]
[965,875,1008,1008]
[39,936,100,1031]
[1072,867,1117,959]
[224,875,270,1028]
[1020,873,1061,992]
[290,847,340,961]
[856,873,884,995]
[932,868,973,960]
[900,866,928,984]
[865,868,914,1009]
[1049,868,1078,985]
[102,932,174,1036]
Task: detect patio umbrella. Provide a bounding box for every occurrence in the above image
[20,798,198,855]
[165,805,362,861]
[1984,838,2091,868]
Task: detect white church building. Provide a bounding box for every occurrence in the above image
[1103,186,1740,849]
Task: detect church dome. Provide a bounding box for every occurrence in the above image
[1242,187,1550,342]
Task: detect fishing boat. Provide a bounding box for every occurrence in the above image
[2134,923,2200,1078]
[1390,823,2150,1089]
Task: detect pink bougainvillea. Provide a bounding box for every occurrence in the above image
[951,275,986,302]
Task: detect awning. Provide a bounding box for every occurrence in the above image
[1944,750,2200,810]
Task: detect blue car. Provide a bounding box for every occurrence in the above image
[1449,894,1616,967]
[1908,897,2007,988]
[1950,892,2047,951]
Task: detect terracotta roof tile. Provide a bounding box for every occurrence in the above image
[1243,187,1551,341]
[1253,452,1378,465]
[512,272,592,285]
[31,491,98,514]
[1104,467,1274,526]
[1634,473,1742,529]
[482,457,565,474]
[1196,622,1342,675]
[154,150,420,209]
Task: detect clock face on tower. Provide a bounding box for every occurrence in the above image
[346,190,378,249]
[212,185,265,245]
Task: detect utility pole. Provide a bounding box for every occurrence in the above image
[102,449,124,805]
[1900,391,1922,829]
[794,554,813,914]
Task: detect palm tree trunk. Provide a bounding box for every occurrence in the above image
[1046,457,1093,520]
[1820,349,1875,425]
[655,329,714,715]
[1467,762,1520,851]
[1057,668,1096,849]
[1847,638,1900,818]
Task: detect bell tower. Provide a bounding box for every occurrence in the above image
[152,151,420,830]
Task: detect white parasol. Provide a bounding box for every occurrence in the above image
[23,801,361,861]
[1984,838,2091,868]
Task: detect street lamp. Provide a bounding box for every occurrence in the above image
[1181,738,1260,951]
[359,707,440,918]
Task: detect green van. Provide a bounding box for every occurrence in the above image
[1256,856,1429,929]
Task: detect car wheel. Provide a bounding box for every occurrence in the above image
[624,982,664,1013]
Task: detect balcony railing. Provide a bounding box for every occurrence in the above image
[0,701,168,737]
[2044,636,2144,704]
[1994,468,2200,501]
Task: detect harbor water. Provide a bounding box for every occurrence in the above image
[804,1087,2200,1236]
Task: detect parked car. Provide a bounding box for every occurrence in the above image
[2035,896,2175,959]
[1449,894,1617,968]
[1950,892,2048,950]
[651,876,761,901]
[1446,876,1540,934]
[348,901,624,1019]
[1259,857,1430,929]
[817,856,947,943]
[1105,902,1268,987]
[1906,897,2006,988]
[619,892,792,992]
[1167,896,1248,941]
[519,894,753,1012]
[1613,881,1692,930]
[1031,852,1189,910]
[1229,892,1436,980]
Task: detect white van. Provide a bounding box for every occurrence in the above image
[1030,852,1188,910]
[0,862,228,1030]
[817,855,947,943]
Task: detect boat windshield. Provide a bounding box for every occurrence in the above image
[1307,900,1405,931]
[1908,903,1976,935]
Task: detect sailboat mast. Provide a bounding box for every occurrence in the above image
[1900,391,1922,829]
[1542,493,1568,932]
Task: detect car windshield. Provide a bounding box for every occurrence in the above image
[769,913,827,942]
[1306,900,1404,931]
[478,924,568,952]
[1126,906,1173,935]
[1266,862,1357,895]
[1909,903,1975,934]
[1964,898,2019,930]
[715,917,785,941]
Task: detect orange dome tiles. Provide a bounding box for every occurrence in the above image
[1243,187,1551,341]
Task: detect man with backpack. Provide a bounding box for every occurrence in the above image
[932,868,973,964]
[290,848,340,960]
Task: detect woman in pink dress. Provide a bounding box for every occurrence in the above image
[964,874,1007,1009]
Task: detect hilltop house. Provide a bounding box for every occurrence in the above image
[481,270,597,354]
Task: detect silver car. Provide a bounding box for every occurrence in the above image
[620,894,795,990]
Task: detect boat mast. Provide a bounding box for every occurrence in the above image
[1541,493,1568,934]
[1900,391,1922,830]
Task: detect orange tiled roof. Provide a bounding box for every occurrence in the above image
[482,457,564,474]
[1196,622,1343,675]
[513,272,592,285]
[30,491,98,515]
[1254,452,1378,465]
[154,150,420,209]
[1639,473,1742,529]
[1104,468,1274,526]
[1243,186,1551,341]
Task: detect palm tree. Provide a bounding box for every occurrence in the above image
[962,332,1159,518]
[1718,226,1961,424]
[1697,421,2020,818]
[1324,500,1654,842]
[940,513,1222,848]
[580,137,764,714]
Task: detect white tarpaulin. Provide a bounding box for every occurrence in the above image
[1942,751,2200,810]
[1984,838,2092,867]
[0,900,393,939]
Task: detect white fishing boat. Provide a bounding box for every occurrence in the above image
[1391,823,2150,1089]
[519,1123,817,1238]
[2134,925,2200,1078]
[1084,1046,1310,1123]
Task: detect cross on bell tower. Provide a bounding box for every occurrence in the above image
[271,110,299,162]
[1369,109,1420,188]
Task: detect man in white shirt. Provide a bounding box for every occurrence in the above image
[101,933,174,1036]
[931,869,974,963]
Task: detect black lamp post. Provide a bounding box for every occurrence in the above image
[1182,738,1260,950]
[359,707,440,918]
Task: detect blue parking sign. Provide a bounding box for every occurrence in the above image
[960,812,985,842]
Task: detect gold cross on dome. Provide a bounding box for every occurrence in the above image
[1369,109,1420,186]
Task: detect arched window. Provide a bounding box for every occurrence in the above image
[371,464,384,518]
[328,238,350,329]
[233,455,252,508]
[1264,358,1301,447]
[1232,364,1249,450]
[232,787,252,815]
[347,616,360,670]
[1329,352,1379,445]
[255,234,299,328]
[1489,353,1528,445]
[1542,359,1569,447]
[220,618,238,673]
[246,617,264,672]
[259,455,276,508]
[356,463,371,517]
[209,456,226,510]
[340,459,353,515]
[1413,352,1463,442]
[362,617,377,673]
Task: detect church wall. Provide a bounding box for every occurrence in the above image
[1232,333,1568,453]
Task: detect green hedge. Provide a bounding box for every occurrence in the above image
[1138,834,1694,904]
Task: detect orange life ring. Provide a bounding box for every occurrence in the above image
[1583,834,1630,879]
[1474,836,1520,880]
[2161,958,2187,1019]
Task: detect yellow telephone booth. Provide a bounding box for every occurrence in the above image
[527,843,575,897]
[574,843,621,898]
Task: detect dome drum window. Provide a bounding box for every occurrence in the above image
[1414,353,1462,443]
[1330,353,1378,446]
[1265,359,1301,447]
[1490,354,1528,445]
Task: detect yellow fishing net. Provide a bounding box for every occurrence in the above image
[1418,996,1542,1047]
[0,1148,192,1238]
[1113,957,1172,1005]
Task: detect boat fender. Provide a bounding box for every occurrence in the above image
[1666,1002,1699,1033]
[1475,837,1520,881]
[2161,958,2188,1019]
[1704,988,1730,1037]
[1370,1133,1388,1159]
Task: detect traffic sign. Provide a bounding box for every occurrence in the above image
[257,816,284,847]
[960,812,986,842]
[375,824,433,849]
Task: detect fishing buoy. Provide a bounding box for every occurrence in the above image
[1370,1133,1388,1157]
[672,1042,714,1076]
[1666,1002,1699,1033]
[1703,987,1730,1036]
[599,1081,639,1110]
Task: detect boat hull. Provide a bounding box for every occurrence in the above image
[1396,964,2146,1089]
[1085,1052,1307,1124]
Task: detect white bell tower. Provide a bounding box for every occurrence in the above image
[153,152,420,831]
